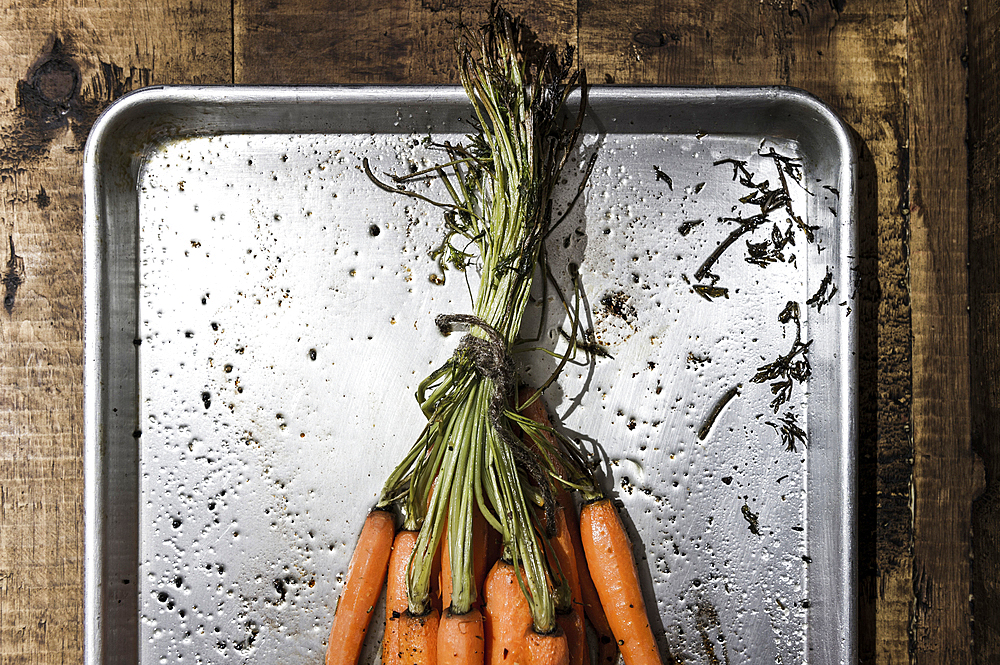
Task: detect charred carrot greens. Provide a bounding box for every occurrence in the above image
[365,1,594,636]
[324,4,673,665]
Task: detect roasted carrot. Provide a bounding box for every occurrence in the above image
[579,499,663,665]
[524,627,570,665]
[578,569,613,637]
[438,607,486,665]
[553,481,614,650]
[325,508,396,665]
[555,610,588,665]
[398,609,440,665]
[546,506,582,607]
[545,506,589,665]
[483,559,533,665]
[595,633,621,665]
[567,520,616,661]
[384,529,419,665]
[518,388,611,665]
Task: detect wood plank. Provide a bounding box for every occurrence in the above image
[234,0,577,84]
[576,3,911,663]
[908,0,973,660]
[0,3,230,662]
[968,0,1000,662]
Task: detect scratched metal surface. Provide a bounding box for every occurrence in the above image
[84,86,857,665]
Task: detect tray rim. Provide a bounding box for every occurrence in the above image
[84,83,858,665]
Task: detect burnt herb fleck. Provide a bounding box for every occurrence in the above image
[714,158,756,189]
[692,148,820,297]
[806,267,837,312]
[687,352,711,369]
[693,213,769,285]
[694,602,729,665]
[693,283,729,301]
[678,219,704,236]
[600,291,637,322]
[698,384,741,441]
[751,301,812,412]
[759,147,819,241]
[741,503,761,536]
[653,165,673,190]
[766,412,808,452]
[558,326,613,359]
[745,222,796,268]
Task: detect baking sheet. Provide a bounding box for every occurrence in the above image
[84,85,857,665]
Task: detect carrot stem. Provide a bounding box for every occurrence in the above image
[556,610,589,665]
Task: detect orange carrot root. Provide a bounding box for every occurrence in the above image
[325,509,396,665]
[561,495,614,641]
[484,559,533,665]
[384,529,418,665]
[517,388,568,480]
[399,609,440,665]
[579,571,613,637]
[580,499,664,665]
[545,506,590,665]
[518,389,613,640]
[547,505,583,606]
[556,610,589,665]
[438,607,486,665]
[595,633,621,665]
[524,627,571,665]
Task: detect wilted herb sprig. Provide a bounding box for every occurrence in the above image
[751,301,812,413]
[686,147,817,301]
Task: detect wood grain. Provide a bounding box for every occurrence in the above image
[969,1,1000,663]
[0,3,230,662]
[909,0,973,660]
[234,0,577,84]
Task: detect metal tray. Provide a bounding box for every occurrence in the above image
[84,85,857,665]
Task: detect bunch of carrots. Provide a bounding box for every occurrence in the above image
[325,6,673,665]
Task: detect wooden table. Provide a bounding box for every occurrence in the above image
[0,1,993,662]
